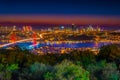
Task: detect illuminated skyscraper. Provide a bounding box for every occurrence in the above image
[26,26,29,32]
[96,26,101,32]
[29,26,32,31]
[22,26,32,32]
[23,26,26,32]
[87,25,94,31]
[71,23,76,31]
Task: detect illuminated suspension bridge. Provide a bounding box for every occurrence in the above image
[0,32,43,48]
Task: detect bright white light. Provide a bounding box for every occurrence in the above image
[61,26,64,29]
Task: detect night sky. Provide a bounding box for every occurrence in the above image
[0,0,120,25]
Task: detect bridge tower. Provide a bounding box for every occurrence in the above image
[9,32,17,43]
[8,26,18,43]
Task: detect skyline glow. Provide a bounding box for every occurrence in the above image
[0,0,120,26]
[0,15,120,25]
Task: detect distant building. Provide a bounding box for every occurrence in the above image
[0,26,13,33]
[71,23,76,31]
[87,25,94,31]
[13,26,16,31]
[22,26,26,32]
[22,26,33,32]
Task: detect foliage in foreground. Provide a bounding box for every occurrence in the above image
[44,60,89,80]
[87,60,120,80]
[0,44,119,80]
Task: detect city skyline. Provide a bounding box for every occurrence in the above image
[0,1,120,80]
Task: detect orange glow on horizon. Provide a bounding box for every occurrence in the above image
[0,15,120,25]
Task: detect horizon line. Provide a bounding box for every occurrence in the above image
[0,14,120,25]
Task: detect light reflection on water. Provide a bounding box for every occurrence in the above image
[14,42,113,50]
